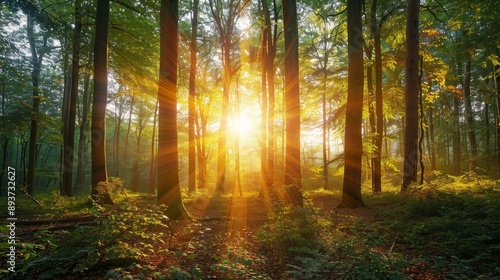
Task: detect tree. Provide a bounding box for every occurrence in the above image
[401,0,420,191]
[62,0,82,197]
[91,0,113,204]
[338,0,365,208]
[282,0,303,207]
[26,11,50,196]
[188,0,199,193]
[209,0,247,193]
[157,0,189,220]
[462,58,478,170]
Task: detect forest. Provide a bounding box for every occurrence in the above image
[1,0,500,278]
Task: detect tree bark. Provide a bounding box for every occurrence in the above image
[91,0,113,204]
[76,70,91,187]
[428,105,436,169]
[26,12,49,195]
[373,16,383,193]
[62,0,82,197]
[188,0,198,194]
[149,100,158,194]
[339,0,365,207]
[282,0,303,207]
[157,0,189,220]
[401,0,420,191]
[453,91,461,175]
[463,58,478,171]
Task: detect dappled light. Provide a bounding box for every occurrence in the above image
[1,0,500,278]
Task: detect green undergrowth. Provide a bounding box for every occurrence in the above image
[1,172,499,279]
[366,172,500,278]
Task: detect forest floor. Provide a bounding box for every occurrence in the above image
[2,178,500,279]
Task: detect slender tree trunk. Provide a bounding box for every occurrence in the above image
[453,92,461,175]
[401,0,420,191]
[260,12,269,196]
[322,69,329,190]
[373,21,383,193]
[76,70,91,187]
[61,40,70,195]
[157,0,189,220]
[188,0,199,194]
[195,96,207,189]
[113,95,124,177]
[124,94,135,177]
[463,58,478,170]
[366,45,376,192]
[209,0,238,193]
[26,13,48,195]
[149,100,158,194]
[494,56,500,178]
[484,99,490,156]
[62,0,82,197]
[91,0,113,204]
[235,78,242,197]
[428,106,436,169]
[132,124,143,192]
[282,0,303,207]
[338,0,365,207]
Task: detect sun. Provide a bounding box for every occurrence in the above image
[231,111,259,141]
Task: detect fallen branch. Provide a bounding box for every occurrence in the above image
[15,215,98,225]
[20,187,43,206]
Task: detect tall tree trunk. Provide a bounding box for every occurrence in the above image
[26,13,48,195]
[322,69,329,190]
[260,9,269,196]
[484,99,490,156]
[366,44,376,192]
[267,0,278,188]
[428,105,436,169]
[188,0,198,194]
[463,58,478,170]
[209,0,240,193]
[282,0,303,207]
[149,100,158,194]
[338,0,365,207]
[132,124,143,192]
[195,95,207,189]
[494,54,500,178]
[76,71,91,187]
[113,95,124,177]
[235,77,242,197]
[62,0,82,197]
[373,18,383,193]
[157,0,189,220]
[91,0,113,204]
[124,94,135,177]
[453,92,461,175]
[401,0,420,191]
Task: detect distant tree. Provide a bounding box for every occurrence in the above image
[209,0,247,193]
[402,0,420,191]
[282,0,303,207]
[26,11,50,196]
[338,0,365,207]
[91,0,113,204]
[157,0,189,220]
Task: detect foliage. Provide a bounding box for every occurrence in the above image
[369,175,500,277]
[1,199,173,279]
[256,201,410,279]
